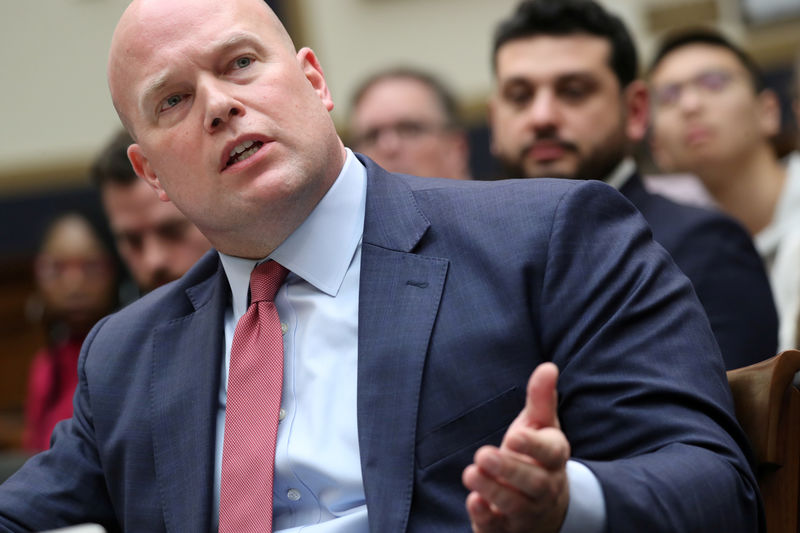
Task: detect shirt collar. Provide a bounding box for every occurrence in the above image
[756,151,800,253]
[219,148,367,317]
[604,157,636,190]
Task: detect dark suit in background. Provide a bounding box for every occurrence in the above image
[0,161,761,532]
[621,172,778,369]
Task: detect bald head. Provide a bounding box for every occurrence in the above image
[109,0,294,136]
[102,0,344,259]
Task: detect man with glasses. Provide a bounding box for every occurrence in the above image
[488,0,777,369]
[649,29,800,350]
[348,67,471,180]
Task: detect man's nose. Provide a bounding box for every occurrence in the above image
[141,238,170,275]
[677,86,704,115]
[202,78,245,132]
[527,91,560,132]
[372,126,403,156]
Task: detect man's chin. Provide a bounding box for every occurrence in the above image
[141,277,175,294]
[522,163,581,181]
[497,156,580,181]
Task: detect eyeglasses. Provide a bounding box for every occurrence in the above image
[352,120,448,149]
[35,256,113,282]
[651,70,735,108]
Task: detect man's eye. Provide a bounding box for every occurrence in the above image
[503,86,532,107]
[696,71,732,91]
[158,221,189,241]
[653,84,681,107]
[560,85,586,99]
[234,56,252,69]
[160,94,183,112]
[558,81,594,102]
[117,234,142,251]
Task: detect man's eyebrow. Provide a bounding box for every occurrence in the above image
[139,72,171,116]
[555,70,598,82]
[214,32,265,54]
[499,70,596,89]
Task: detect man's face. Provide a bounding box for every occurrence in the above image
[109,0,344,258]
[490,35,632,180]
[102,180,211,292]
[649,44,774,181]
[350,77,469,179]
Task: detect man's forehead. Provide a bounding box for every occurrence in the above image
[363,78,441,111]
[109,0,288,117]
[104,181,156,208]
[496,34,613,77]
[652,44,744,81]
[138,32,266,96]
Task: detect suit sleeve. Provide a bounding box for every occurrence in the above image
[669,215,778,369]
[537,181,763,533]
[0,316,118,532]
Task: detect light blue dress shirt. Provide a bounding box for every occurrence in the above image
[213,149,605,532]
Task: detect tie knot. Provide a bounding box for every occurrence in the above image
[249,260,288,304]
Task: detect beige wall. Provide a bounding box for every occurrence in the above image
[1,0,797,193]
[294,0,642,126]
[0,1,130,190]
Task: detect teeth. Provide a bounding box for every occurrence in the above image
[229,140,255,158]
[226,140,264,167]
[234,145,260,163]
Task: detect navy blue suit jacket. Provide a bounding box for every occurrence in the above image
[621,173,777,369]
[0,159,762,532]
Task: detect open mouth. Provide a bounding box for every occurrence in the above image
[226,140,264,168]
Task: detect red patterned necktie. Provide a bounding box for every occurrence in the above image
[219,260,289,533]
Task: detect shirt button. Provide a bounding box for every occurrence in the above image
[279,408,286,421]
[281,323,288,335]
[287,488,301,501]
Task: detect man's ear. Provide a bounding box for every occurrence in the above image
[127,143,170,201]
[756,88,781,138]
[297,47,334,112]
[624,80,649,142]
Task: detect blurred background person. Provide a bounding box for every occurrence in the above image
[24,212,118,452]
[90,130,212,297]
[648,29,800,350]
[348,67,471,179]
[487,0,777,369]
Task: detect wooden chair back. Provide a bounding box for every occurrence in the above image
[728,349,800,533]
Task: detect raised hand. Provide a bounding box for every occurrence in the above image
[462,362,570,533]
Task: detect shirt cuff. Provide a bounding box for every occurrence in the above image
[559,460,606,533]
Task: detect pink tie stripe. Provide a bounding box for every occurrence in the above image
[220,260,288,533]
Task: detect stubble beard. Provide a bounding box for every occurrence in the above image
[497,126,629,182]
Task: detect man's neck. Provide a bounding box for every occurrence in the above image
[697,146,786,235]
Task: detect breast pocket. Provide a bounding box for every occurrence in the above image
[416,386,524,470]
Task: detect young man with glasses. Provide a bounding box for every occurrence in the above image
[649,29,800,350]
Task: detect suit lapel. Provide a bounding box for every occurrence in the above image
[149,264,228,533]
[618,170,646,204]
[357,158,448,533]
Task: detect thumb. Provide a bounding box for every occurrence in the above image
[524,362,560,429]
